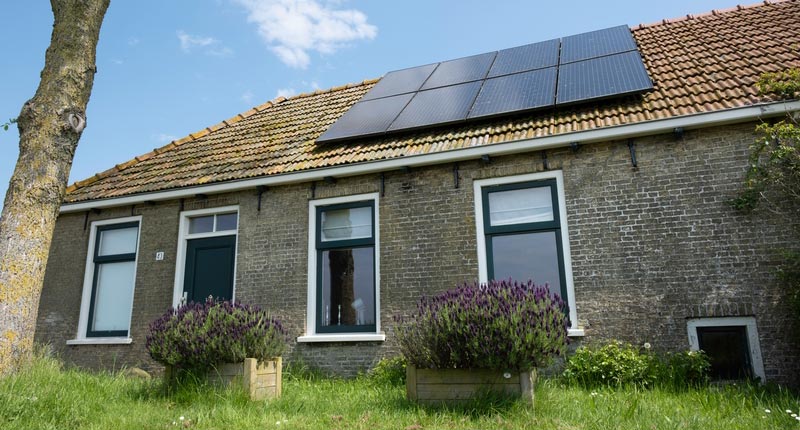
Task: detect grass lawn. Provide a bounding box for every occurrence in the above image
[1,354,799,430]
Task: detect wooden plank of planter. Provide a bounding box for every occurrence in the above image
[407,365,535,405]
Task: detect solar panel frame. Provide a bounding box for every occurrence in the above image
[487,39,560,77]
[388,81,483,131]
[556,51,653,105]
[420,52,497,90]
[560,25,638,64]
[316,93,414,143]
[468,67,558,119]
[360,63,438,101]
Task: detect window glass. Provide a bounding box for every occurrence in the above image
[189,215,214,234]
[320,247,375,327]
[321,207,372,241]
[91,261,136,332]
[216,213,238,231]
[491,231,561,288]
[98,227,138,256]
[488,186,553,226]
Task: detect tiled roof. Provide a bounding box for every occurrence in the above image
[64,0,800,203]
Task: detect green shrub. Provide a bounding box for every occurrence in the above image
[146,298,288,373]
[660,350,711,387]
[563,340,710,389]
[395,280,569,371]
[368,356,407,386]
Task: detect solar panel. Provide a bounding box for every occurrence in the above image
[560,25,637,64]
[469,67,557,119]
[488,39,560,77]
[389,81,482,131]
[360,63,438,101]
[316,93,413,142]
[420,52,496,90]
[317,24,654,143]
[556,51,652,105]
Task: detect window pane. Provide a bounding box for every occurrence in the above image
[98,227,138,256]
[91,261,135,332]
[189,215,214,234]
[320,247,375,327]
[488,186,553,226]
[216,213,238,231]
[321,206,372,242]
[491,231,561,288]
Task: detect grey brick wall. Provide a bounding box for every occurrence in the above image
[36,122,800,386]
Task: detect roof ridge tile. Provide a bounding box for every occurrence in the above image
[636,0,793,29]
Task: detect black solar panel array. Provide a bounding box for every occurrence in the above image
[317,25,652,143]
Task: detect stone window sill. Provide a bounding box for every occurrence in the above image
[66,337,133,346]
[568,328,585,337]
[297,333,385,343]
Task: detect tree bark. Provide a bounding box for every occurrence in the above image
[0,0,109,375]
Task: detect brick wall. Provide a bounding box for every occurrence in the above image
[36,122,800,386]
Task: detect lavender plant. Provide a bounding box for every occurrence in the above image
[395,280,569,371]
[146,298,288,372]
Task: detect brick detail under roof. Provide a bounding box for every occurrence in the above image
[64,0,800,203]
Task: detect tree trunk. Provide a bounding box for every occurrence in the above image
[0,0,109,375]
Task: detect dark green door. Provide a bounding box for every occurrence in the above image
[183,235,236,302]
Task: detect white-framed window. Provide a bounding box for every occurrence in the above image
[298,192,385,343]
[172,206,239,307]
[687,316,765,381]
[474,171,582,336]
[69,216,142,345]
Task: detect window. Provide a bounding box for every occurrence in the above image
[687,317,765,381]
[300,193,383,342]
[72,217,141,343]
[474,171,581,335]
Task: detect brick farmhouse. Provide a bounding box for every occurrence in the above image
[35,1,800,385]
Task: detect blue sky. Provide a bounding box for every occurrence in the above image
[0,0,739,209]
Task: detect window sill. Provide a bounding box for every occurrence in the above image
[66,337,133,346]
[568,328,585,337]
[297,333,386,343]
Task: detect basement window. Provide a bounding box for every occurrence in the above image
[687,317,765,381]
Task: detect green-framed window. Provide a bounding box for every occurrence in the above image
[481,179,568,301]
[315,200,376,334]
[86,221,140,337]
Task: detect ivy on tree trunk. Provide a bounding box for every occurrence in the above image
[0,0,109,375]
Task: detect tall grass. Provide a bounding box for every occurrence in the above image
[1,352,798,429]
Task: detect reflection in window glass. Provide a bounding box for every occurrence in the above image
[491,231,560,288]
[320,247,375,327]
[488,186,553,226]
[91,261,136,332]
[189,215,214,234]
[321,207,372,241]
[216,213,238,231]
[98,227,138,256]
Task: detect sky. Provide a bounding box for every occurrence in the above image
[0,0,741,211]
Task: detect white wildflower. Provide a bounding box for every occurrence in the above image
[180,416,185,421]
[787,410,793,414]
[765,409,771,413]
[643,342,651,350]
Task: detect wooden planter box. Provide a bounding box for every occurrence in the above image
[406,365,536,405]
[207,357,282,401]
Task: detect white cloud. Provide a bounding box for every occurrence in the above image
[241,90,255,104]
[127,37,140,46]
[232,0,377,69]
[155,133,178,143]
[276,88,297,99]
[177,30,233,56]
